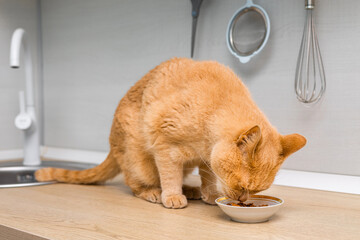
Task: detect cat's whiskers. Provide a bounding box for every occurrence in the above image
[182,168,218,186]
[197,154,235,195]
[197,167,238,197]
[181,168,222,197]
[182,167,231,196]
[200,183,219,192]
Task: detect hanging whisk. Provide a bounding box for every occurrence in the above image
[295,0,326,104]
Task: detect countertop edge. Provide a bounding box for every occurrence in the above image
[0,224,48,240]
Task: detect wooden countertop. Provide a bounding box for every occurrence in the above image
[0,175,359,240]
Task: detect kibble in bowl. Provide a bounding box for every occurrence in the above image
[216,195,283,223]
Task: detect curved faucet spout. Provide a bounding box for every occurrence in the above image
[10,29,25,68]
[10,28,34,107]
[10,28,40,166]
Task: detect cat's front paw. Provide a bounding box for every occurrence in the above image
[201,190,222,205]
[162,194,188,209]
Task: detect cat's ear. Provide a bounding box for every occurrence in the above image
[281,134,306,158]
[236,125,262,158]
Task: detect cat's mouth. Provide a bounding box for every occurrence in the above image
[224,188,249,202]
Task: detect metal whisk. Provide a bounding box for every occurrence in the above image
[295,0,326,104]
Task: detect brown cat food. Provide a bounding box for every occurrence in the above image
[227,202,268,207]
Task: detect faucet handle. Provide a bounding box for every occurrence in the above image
[15,91,32,130]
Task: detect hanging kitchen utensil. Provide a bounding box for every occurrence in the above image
[226,0,270,63]
[190,0,203,58]
[295,0,326,104]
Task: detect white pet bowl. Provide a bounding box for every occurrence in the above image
[216,195,284,223]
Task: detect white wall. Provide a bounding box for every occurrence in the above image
[41,0,190,152]
[38,0,360,176]
[0,0,40,150]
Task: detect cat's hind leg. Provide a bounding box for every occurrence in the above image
[135,187,162,203]
[121,148,162,204]
[182,185,201,200]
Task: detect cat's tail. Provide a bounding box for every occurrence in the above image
[34,151,120,184]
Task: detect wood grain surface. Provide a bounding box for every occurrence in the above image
[0,175,359,240]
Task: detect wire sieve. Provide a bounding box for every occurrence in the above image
[227,0,270,63]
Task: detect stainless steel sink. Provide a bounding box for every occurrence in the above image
[0,160,96,188]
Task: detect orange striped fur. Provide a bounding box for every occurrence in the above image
[35,58,306,209]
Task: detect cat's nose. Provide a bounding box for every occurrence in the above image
[238,191,249,202]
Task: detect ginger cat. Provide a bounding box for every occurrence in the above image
[35,58,306,209]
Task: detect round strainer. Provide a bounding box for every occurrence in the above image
[226,0,270,63]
